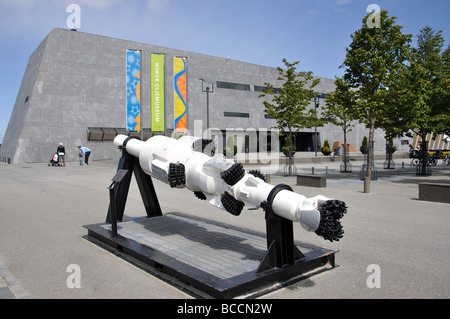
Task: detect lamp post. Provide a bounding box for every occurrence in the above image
[313,93,325,157]
[199,78,215,137]
[314,96,319,157]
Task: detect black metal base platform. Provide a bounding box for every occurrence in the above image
[84,213,338,299]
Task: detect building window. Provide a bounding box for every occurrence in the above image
[217,81,250,91]
[87,127,153,141]
[224,112,250,118]
[254,86,281,94]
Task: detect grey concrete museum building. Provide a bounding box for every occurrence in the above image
[0,28,406,164]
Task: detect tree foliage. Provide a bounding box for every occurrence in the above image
[323,77,358,171]
[388,26,449,174]
[260,59,322,134]
[259,59,322,174]
[323,77,358,137]
[341,10,412,187]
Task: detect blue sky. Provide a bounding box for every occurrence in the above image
[0,0,449,143]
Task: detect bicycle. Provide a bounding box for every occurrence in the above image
[411,158,420,166]
[411,156,436,167]
[443,154,450,165]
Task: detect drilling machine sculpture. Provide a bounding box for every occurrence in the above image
[113,134,347,242]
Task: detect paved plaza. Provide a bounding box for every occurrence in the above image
[0,153,449,299]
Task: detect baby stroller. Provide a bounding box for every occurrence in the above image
[48,153,60,166]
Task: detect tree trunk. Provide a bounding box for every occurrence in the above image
[420,134,428,176]
[343,129,348,172]
[386,139,393,169]
[365,118,376,193]
[288,129,293,176]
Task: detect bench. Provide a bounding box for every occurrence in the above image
[296,175,326,188]
[418,183,450,204]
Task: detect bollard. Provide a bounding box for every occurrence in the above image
[364,176,371,193]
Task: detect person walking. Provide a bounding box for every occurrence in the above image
[78,147,83,165]
[78,146,92,165]
[57,143,65,167]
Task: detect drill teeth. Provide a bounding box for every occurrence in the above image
[248,170,267,182]
[315,200,347,242]
[194,191,207,201]
[169,163,185,188]
[221,192,245,216]
[220,163,245,186]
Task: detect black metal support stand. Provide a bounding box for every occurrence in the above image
[108,181,119,238]
[107,169,131,237]
[258,184,305,273]
[106,147,162,225]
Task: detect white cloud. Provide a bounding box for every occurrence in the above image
[0,0,37,7]
[55,0,125,10]
[77,0,124,9]
[307,9,330,17]
[146,0,169,13]
[1,0,125,9]
[336,0,351,5]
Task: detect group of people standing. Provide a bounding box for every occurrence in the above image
[55,143,91,166]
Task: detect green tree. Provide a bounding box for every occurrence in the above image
[360,136,369,154]
[341,10,412,192]
[259,59,322,175]
[389,26,449,175]
[321,140,331,153]
[323,77,358,172]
